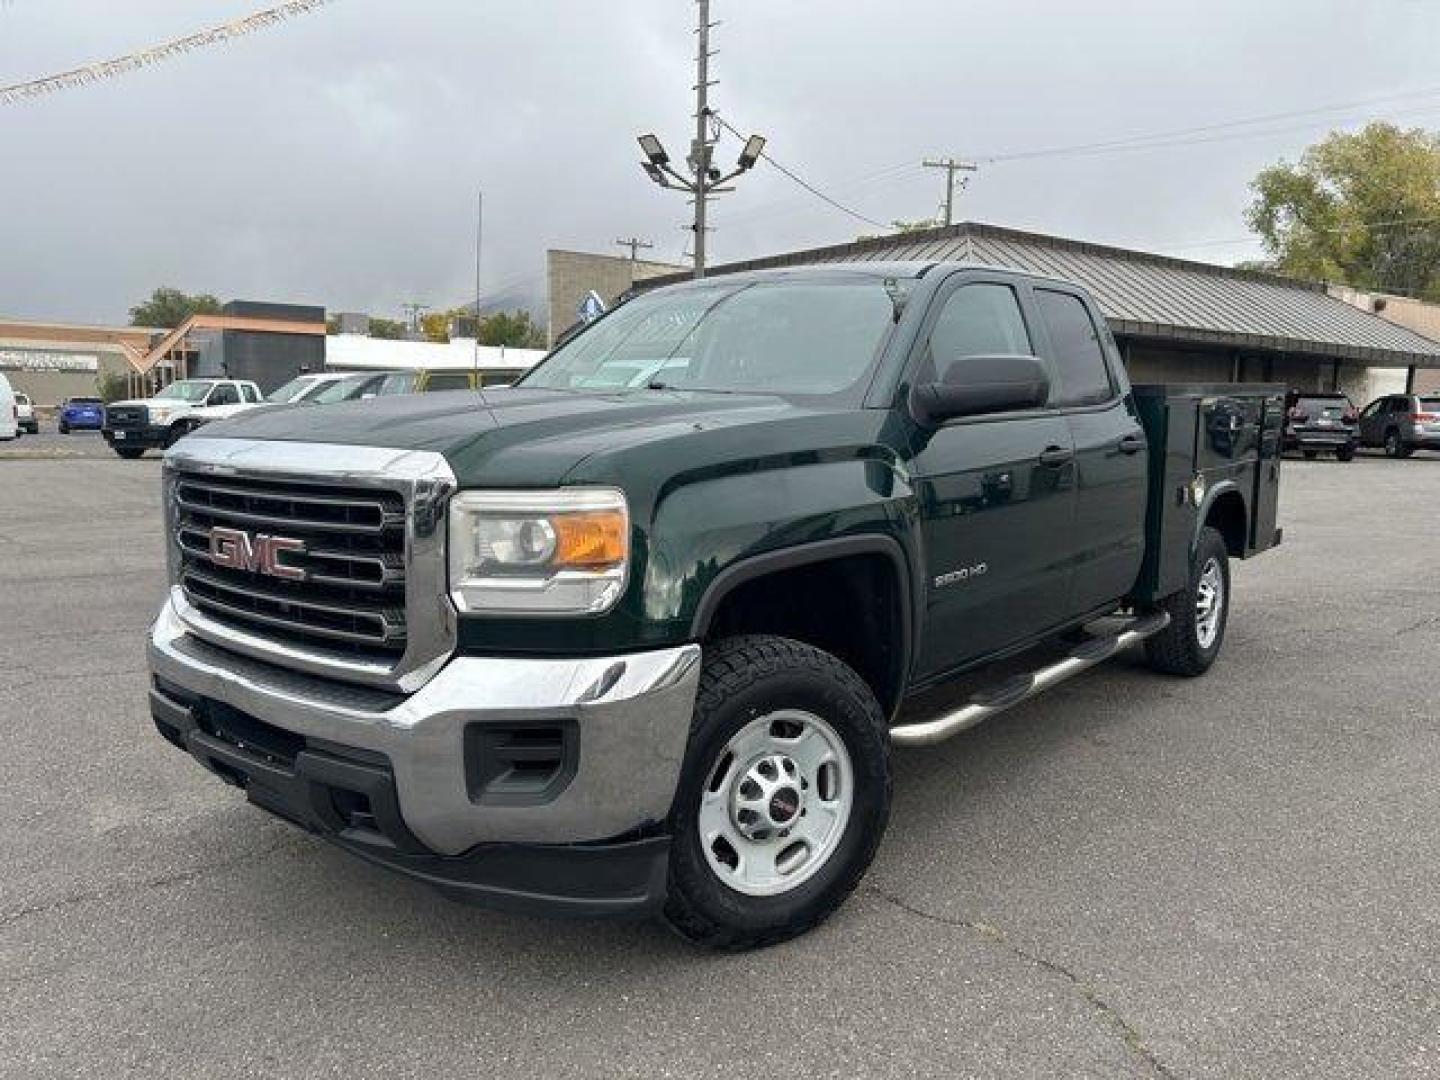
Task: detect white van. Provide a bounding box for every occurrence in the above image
[0,373,18,441]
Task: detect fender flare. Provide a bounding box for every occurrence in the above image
[1194,479,1246,557]
[688,533,916,690]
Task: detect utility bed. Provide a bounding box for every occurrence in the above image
[1131,382,1285,602]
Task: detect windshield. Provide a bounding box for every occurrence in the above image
[153,381,215,402]
[519,280,901,398]
[309,375,374,404]
[266,376,319,403]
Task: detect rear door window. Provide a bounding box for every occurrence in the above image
[208,384,240,406]
[1296,396,1348,420]
[1033,289,1115,407]
[422,373,472,392]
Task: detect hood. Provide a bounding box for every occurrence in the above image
[194,388,807,487]
[104,398,150,410]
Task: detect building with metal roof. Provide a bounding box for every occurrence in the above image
[645,221,1440,401]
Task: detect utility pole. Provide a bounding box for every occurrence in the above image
[691,0,714,277]
[615,236,655,284]
[922,157,978,227]
[400,302,429,336]
[634,1,767,280]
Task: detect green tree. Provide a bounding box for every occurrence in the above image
[477,310,546,349]
[857,218,939,242]
[96,371,131,403]
[128,287,222,328]
[1246,122,1440,299]
[367,316,407,340]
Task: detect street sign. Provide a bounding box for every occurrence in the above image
[578,290,607,324]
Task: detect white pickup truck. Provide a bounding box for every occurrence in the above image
[102,378,263,459]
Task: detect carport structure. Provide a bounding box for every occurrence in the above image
[650,221,1440,401]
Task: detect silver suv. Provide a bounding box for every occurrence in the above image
[1357,393,1440,458]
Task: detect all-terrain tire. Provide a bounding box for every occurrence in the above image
[663,635,891,951]
[1145,526,1230,677]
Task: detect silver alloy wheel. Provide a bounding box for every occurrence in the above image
[697,710,854,897]
[1195,557,1224,649]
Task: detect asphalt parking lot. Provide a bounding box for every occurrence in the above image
[2,454,1438,1079]
[0,430,120,460]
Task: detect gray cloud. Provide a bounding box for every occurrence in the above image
[2,0,1437,324]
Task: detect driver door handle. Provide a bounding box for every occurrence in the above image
[1038,446,1074,468]
[1117,433,1146,455]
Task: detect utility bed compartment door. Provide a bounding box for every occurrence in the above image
[1129,383,1284,603]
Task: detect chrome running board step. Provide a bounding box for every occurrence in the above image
[889,611,1171,748]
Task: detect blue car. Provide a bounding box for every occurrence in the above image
[58,396,105,434]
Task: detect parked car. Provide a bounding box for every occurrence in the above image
[411,369,517,392]
[102,378,262,458]
[1357,392,1440,458]
[1282,390,1358,460]
[304,371,410,403]
[265,372,358,405]
[58,396,106,434]
[148,262,1285,949]
[13,393,38,435]
[0,373,17,441]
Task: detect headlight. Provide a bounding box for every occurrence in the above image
[448,488,629,614]
[148,405,173,422]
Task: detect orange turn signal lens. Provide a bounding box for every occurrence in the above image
[553,511,627,568]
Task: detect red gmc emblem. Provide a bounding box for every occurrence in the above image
[208,526,307,581]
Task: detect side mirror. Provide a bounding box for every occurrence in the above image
[910,354,1050,426]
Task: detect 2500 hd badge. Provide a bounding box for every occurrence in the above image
[147,263,1281,949]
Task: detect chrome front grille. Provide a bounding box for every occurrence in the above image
[175,474,408,663]
[106,405,146,428]
[163,438,458,692]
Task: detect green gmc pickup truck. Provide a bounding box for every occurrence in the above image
[147,262,1282,949]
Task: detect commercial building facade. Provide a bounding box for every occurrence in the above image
[546,249,685,345]
[0,319,156,408]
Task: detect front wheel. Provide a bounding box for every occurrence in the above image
[114,447,145,460]
[1145,526,1230,677]
[664,635,891,950]
[58,423,69,435]
[1336,445,1356,462]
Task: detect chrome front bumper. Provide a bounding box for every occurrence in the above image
[148,595,702,854]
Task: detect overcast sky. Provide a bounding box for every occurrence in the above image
[2,0,1439,325]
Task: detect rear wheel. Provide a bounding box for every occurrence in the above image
[664,635,891,950]
[1384,429,1413,458]
[1145,526,1230,677]
[114,447,145,460]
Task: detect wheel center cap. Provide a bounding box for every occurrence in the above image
[768,787,800,824]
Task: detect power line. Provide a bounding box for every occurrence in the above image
[0,0,336,106]
[979,83,1440,164]
[712,113,893,231]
